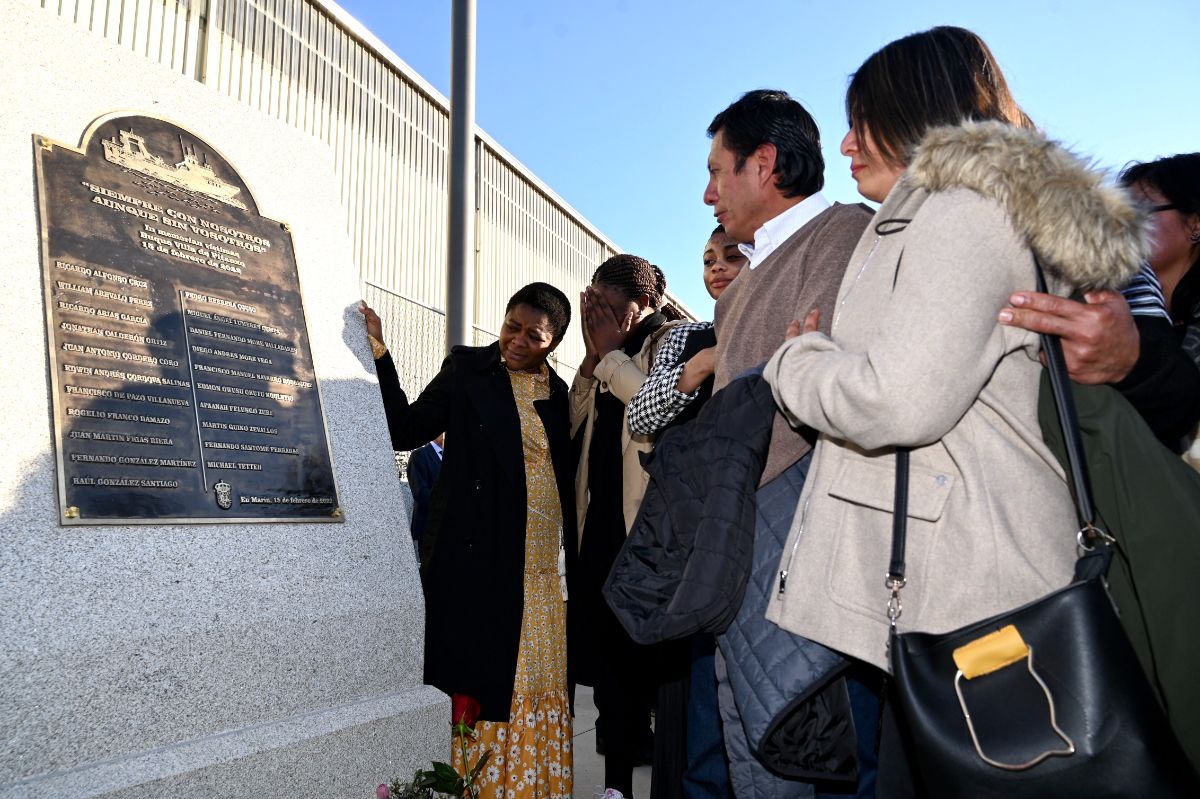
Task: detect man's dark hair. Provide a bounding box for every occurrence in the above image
[707,89,824,197]
[506,282,571,340]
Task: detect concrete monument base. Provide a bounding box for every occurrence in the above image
[0,2,446,796]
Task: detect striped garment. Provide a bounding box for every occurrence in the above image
[1122,263,1170,320]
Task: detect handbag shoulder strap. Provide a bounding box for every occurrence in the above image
[886,257,1107,616]
[1033,262,1098,529]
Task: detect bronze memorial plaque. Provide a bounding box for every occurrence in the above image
[35,114,342,524]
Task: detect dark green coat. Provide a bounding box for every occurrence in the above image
[1039,376,1200,772]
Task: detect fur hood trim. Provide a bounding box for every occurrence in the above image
[905,121,1146,290]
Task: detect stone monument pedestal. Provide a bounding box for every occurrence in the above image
[0,2,446,796]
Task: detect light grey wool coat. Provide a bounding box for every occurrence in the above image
[762,121,1147,670]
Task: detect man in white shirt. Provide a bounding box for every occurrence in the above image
[698,90,875,799]
[705,89,871,484]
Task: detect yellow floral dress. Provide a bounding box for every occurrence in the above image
[452,363,573,799]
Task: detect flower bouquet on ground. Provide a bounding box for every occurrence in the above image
[377,694,492,799]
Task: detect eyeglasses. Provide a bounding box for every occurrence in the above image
[1147,203,1179,213]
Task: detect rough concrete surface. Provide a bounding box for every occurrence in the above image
[0,2,445,796]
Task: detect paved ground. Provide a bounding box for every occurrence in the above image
[572,685,652,799]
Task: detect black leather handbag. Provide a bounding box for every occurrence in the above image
[882,265,1200,797]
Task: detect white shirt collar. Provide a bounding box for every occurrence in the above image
[739,192,831,270]
[431,440,443,458]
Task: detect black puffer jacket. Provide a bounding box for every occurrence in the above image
[605,374,856,782]
[604,373,774,642]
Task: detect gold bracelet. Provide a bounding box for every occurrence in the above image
[367,334,388,360]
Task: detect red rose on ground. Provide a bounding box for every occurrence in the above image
[451,693,481,730]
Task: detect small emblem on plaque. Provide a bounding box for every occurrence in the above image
[214,480,233,510]
[102,129,247,210]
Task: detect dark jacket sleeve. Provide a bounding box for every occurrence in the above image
[1112,315,1200,450]
[374,351,451,451]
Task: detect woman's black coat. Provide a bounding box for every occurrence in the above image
[375,342,577,721]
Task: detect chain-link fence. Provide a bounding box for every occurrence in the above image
[363,282,445,480]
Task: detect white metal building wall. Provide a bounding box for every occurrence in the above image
[34,0,689,397]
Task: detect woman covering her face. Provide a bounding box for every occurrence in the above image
[570,253,684,799]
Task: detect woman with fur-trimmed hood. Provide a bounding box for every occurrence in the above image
[761,22,1146,740]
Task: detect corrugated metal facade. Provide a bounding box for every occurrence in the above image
[35,0,690,398]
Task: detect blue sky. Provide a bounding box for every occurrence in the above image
[332,0,1198,317]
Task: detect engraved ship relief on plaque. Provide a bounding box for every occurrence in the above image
[102,129,248,210]
[35,113,341,524]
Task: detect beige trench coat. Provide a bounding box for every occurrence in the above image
[570,320,683,550]
[764,182,1112,669]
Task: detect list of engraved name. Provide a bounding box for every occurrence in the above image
[56,176,322,502]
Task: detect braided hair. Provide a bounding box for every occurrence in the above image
[592,254,684,321]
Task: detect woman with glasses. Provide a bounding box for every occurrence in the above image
[1119,154,1200,366]
[1120,153,1200,464]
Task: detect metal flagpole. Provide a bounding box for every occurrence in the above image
[446,0,476,351]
